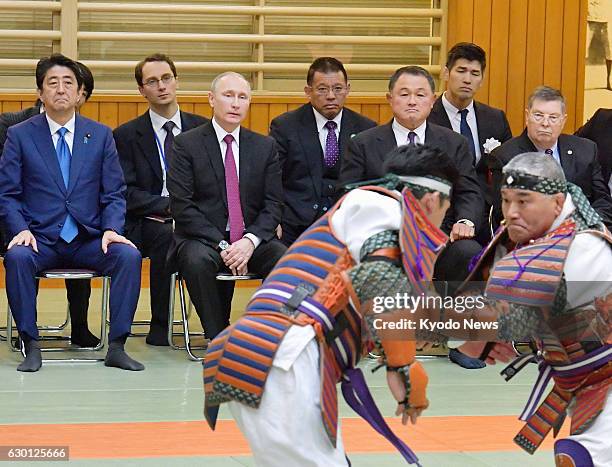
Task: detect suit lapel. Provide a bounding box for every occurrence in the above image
[202,124,227,208]
[557,135,576,178]
[67,115,88,196]
[180,111,200,131]
[135,112,164,184]
[298,105,324,199]
[30,115,66,195]
[431,97,453,128]
[238,129,251,212]
[377,121,398,161]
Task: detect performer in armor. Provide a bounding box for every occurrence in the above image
[463,152,611,467]
[203,144,466,466]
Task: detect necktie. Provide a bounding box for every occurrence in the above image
[56,127,78,243]
[408,131,417,145]
[223,134,244,243]
[162,120,175,169]
[323,120,339,167]
[459,108,477,164]
[545,148,554,157]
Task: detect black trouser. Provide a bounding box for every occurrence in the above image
[33,279,92,329]
[133,219,174,331]
[177,238,286,339]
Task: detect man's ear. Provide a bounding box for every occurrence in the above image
[420,192,438,215]
[553,193,565,216]
[441,66,450,81]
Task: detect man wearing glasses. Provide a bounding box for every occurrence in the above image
[493,86,612,229]
[113,54,207,346]
[269,57,376,246]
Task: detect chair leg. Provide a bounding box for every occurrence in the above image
[178,275,205,361]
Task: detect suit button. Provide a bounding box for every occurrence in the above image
[58,224,63,228]
[328,184,333,190]
[313,204,319,210]
[322,207,328,212]
[66,201,70,206]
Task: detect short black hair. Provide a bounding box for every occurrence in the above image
[388,65,435,93]
[75,61,94,101]
[307,57,348,85]
[382,144,459,198]
[35,54,83,91]
[134,53,177,87]
[446,42,486,72]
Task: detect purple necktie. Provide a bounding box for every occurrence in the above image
[223,134,244,243]
[408,131,417,145]
[324,120,339,167]
[545,148,554,157]
[162,120,175,169]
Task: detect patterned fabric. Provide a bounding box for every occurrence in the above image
[223,134,244,243]
[324,120,339,167]
[359,230,399,261]
[502,170,567,194]
[566,183,604,230]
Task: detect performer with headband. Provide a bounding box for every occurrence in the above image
[203,144,471,466]
[461,152,612,466]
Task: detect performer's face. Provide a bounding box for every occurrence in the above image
[387,73,435,130]
[305,71,349,120]
[501,188,564,243]
[419,192,451,228]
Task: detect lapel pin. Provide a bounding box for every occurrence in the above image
[567,149,572,155]
[350,133,356,139]
[84,133,91,144]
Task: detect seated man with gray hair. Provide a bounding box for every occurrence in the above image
[466,152,612,466]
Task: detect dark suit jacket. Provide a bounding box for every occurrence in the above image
[168,121,283,250]
[269,103,376,228]
[575,108,612,191]
[0,113,126,244]
[493,130,612,228]
[0,101,42,156]
[340,121,484,232]
[113,110,207,243]
[428,97,512,205]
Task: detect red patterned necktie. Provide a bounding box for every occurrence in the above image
[223,134,244,243]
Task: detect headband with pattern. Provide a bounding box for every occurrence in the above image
[501,170,567,194]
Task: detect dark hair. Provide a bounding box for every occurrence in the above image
[446,42,486,72]
[134,53,177,86]
[75,61,94,101]
[388,65,435,93]
[35,54,83,91]
[306,57,348,85]
[382,144,459,198]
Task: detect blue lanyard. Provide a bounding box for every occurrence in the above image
[153,131,168,171]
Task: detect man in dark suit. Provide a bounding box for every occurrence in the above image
[114,54,207,346]
[0,54,143,372]
[428,43,513,244]
[493,87,612,229]
[168,72,286,340]
[269,57,376,245]
[0,60,99,348]
[575,108,612,195]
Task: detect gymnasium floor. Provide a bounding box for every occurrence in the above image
[0,283,559,466]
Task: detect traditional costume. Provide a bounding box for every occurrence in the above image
[203,174,452,466]
[468,172,612,467]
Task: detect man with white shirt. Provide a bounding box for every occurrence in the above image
[0,54,143,372]
[269,57,376,246]
[168,72,285,340]
[493,86,612,230]
[114,54,207,346]
[428,42,513,244]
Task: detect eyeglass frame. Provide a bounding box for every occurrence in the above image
[527,111,565,125]
[142,74,177,88]
[308,85,349,96]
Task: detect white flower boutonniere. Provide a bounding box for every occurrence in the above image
[483,137,501,154]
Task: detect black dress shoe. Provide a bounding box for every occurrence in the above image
[146,326,169,346]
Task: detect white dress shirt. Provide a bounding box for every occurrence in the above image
[392,118,427,146]
[47,113,76,153]
[211,117,260,248]
[312,107,342,155]
[149,108,182,197]
[441,92,482,163]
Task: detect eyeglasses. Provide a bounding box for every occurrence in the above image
[529,112,563,125]
[312,86,348,96]
[143,74,176,88]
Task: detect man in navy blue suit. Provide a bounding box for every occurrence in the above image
[0,54,143,372]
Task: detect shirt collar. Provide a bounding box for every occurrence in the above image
[392,118,427,144]
[312,107,343,133]
[212,117,240,147]
[46,112,76,136]
[149,107,182,133]
[441,92,475,117]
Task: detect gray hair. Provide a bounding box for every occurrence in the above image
[503,152,566,184]
[527,85,566,114]
[210,71,251,93]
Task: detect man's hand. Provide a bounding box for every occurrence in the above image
[221,237,255,275]
[101,230,136,254]
[450,222,475,242]
[458,341,516,365]
[8,230,38,253]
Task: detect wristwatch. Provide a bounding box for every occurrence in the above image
[217,240,230,252]
[456,219,475,228]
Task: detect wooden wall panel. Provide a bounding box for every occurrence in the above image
[506,0,529,132]
[472,0,493,103]
[488,0,510,110]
